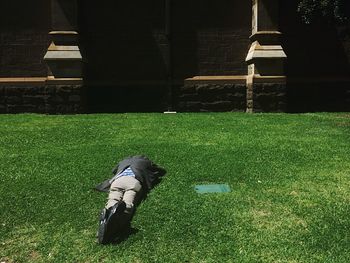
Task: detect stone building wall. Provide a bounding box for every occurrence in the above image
[0,1,349,113]
[78,1,167,84]
[0,1,51,77]
[171,1,251,79]
[177,77,247,112]
[77,0,251,112]
[78,1,250,84]
[177,83,246,112]
[0,82,84,114]
[0,31,50,77]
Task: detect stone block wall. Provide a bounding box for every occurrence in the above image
[0,84,84,114]
[177,83,246,112]
[252,83,287,112]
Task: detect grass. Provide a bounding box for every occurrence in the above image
[0,112,349,263]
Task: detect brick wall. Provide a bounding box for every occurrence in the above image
[0,31,50,77]
[0,1,51,77]
[172,0,251,80]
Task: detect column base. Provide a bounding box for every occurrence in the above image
[246,75,287,112]
[44,31,83,78]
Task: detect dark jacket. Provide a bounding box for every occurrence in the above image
[95,155,166,192]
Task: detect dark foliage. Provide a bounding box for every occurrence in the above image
[297,0,349,24]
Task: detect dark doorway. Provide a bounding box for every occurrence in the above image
[78,1,168,112]
[78,1,251,112]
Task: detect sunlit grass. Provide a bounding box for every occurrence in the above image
[0,112,349,262]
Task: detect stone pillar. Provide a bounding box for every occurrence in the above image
[44,0,83,79]
[43,0,85,113]
[245,0,287,112]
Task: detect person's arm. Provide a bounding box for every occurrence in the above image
[151,164,166,177]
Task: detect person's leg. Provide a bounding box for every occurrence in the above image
[106,178,124,209]
[98,176,142,244]
[118,176,142,214]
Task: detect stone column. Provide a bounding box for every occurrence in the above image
[245,0,287,112]
[43,0,84,113]
[44,0,83,79]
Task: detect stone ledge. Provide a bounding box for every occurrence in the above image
[253,75,286,84]
[0,77,83,86]
[49,31,78,35]
[185,76,246,85]
[0,78,47,86]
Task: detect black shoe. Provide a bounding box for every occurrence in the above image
[97,208,109,244]
[97,201,126,244]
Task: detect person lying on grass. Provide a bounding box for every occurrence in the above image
[94,155,166,244]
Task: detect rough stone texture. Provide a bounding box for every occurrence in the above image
[252,83,287,112]
[0,85,85,114]
[177,83,246,112]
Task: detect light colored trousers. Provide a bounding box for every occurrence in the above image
[106,176,142,213]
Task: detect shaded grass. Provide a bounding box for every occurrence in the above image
[0,112,349,262]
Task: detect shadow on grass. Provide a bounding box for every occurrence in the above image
[110,227,139,245]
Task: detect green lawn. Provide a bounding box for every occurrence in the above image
[0,113,349,263]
